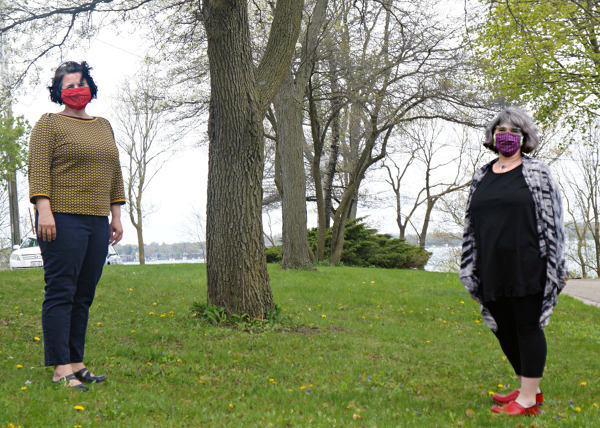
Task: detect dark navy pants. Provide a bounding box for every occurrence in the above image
[37,213,109,366]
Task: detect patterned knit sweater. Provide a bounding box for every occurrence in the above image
[460,156,567,330]
[28,113,126,216]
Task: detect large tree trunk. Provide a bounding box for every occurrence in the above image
[272,0,327,269]
[203,0,303,318]
[273,71,315,269]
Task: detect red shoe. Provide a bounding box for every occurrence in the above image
[491,401,539,416]
[492,390,544,405]
[492,389,519,404]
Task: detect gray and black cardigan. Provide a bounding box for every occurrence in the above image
[460,156,568,331]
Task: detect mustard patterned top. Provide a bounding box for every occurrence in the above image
[28,113,126,216]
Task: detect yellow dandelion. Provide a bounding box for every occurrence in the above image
[21,387,27,390]
[229,403,234,408]
[177,359,182,363]
[426,340,430,343]
[16,365,22,369]
[593,403,598,408]
[370,281,375,284]
[488,391,494,396]
[97,322,102,326]
[33,337,40,341]
[131,330,135,333]
[288,389,293,392]
[192,313,197,317]
[581,382,588,386]
[73,405,84,411]
[269,378,274,382]
[460,301,465,304]
[146,362,153,366]
[300,386,306,390]
[153,303,157,306]
[497,384,503,388]
[129,288,133,291]
[149,312,155,315]
[322,314,326,318]
[576,407,581,412]
[75,425,82,428]
[160,314,166,318]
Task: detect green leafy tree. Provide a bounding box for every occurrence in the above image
[471,0,600,127]
[0,115,29,185]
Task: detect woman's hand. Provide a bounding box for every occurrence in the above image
[109,204,123,245]
[36,198,56,242]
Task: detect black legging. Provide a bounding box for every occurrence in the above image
[484,292,547,378]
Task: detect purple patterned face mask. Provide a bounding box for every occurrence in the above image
[494,132,522,157]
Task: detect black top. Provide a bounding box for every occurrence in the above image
[470,164,545,302]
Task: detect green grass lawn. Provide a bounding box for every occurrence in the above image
[1,264,599,427]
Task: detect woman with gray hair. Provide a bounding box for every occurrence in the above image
[460,107,568,416]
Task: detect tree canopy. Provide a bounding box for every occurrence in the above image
[471,0,600,127]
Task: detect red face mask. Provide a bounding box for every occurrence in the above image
[61,87,92,111]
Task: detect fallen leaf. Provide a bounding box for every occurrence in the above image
[465,408,476,418]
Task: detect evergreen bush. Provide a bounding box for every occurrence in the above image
[265,245,283,263]
[307,218,431,269]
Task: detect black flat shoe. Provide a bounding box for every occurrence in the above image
[52,373,89,391]
[74,368,106,383]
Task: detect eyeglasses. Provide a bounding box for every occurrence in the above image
[494,126,522,135]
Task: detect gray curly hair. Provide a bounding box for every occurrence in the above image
[483,107,539,154]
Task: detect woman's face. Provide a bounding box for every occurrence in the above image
[494,122,523,136]
[61,72,89,90]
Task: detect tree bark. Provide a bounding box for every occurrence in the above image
[136,218,145,265]
[273,71,315,269]
[272,0,327,269]
[203,0,303,317]
[308,78,326,261]
[324,102,340,229]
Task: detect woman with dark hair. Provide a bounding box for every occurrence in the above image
[29,61,125,390]
[460,107,568,416]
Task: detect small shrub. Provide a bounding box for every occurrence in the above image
[191,302,287,330]
[265,245,282,263]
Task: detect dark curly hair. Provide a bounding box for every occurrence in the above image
[48,61,98,105]
[483,106,539,154]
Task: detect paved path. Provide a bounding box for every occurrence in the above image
[562,278,600,308]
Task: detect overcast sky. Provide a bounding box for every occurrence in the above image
[11,23,468,246]
[12,27,213,246]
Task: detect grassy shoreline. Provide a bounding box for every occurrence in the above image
[1,264,599,427]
